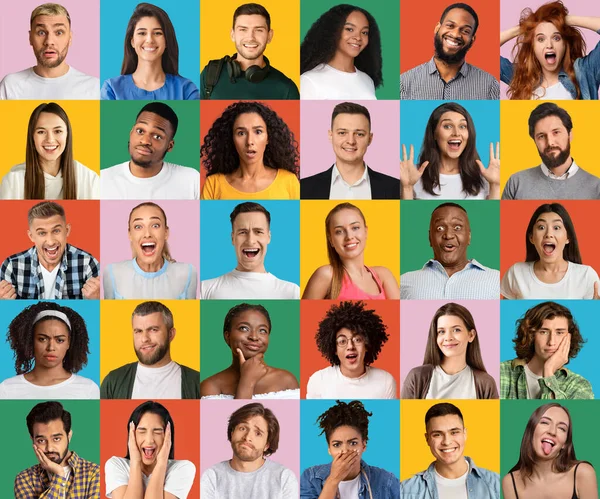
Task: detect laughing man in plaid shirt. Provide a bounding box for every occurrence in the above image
[14,401,100,498]
[0,201,99,300]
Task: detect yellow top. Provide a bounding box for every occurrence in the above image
[201,169,300,200]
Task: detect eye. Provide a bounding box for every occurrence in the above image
[259,328,269,335]
[345,27,354,32]
[332,442,340,447]
[237,130,246,136]
[152,223,160,228]
[56,338,65,343]
[37,30,47,36]
[553,225,561,230]
[436,225,444,231]
[135,128,143,135]
[255,129,263,135]
[134,224,142,230]
[152,134,163,141]
[537,224,546,230]
[56,30,64,35]
[361,30,369,36]
[454,225,462,230]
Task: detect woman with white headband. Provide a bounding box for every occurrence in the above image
[0,302,99,399]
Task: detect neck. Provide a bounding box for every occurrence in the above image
[136,257,164,273]
[440,258,469,277]
[129,160,163,179]
[440,356,467,375]
[439,157,460,174]
[235,264,267,273]
[534,258,567,274]
[531,459,558,478]
[28,364,71,383]
[132,60,166,82]
[340,257,365,273]
[59,451,72,468]
[344,465,361,481]
[39,158,61,177]
[236,162,267,177]
[37,253,62,273]
[236,54,265,71]
[230,456,265,473]
[433,57,463,81]
[435,457,468,479]
[33,62,69,78]
[339,363,366,379]
[546,157,573,178]
[541,67,561,86]
[328,52,356,73]
[336,160,366,182]
[140,354,172,369]
[141,460,157,476]
[526,356,546,377]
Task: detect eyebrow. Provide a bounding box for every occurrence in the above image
[536,31,561,36]
[535,217,563,223]
[331,438,359,443]
[132,216,162,222]
[34,22,67,28]
[336,127,368,133]
[540,416,568,426]
[440,118,467,124]
[136,120,167,134]
[235,125,265,131]
[236,24,268,30]
[36,333,68,338]
[35,125,65,130]
[35,432,64,438]
[432,217,465,224]
[438,324,463,329]
[344,22,369,29]
[333,221,361,228]
[36,224,63,232]
[432,427,462,433]
[237,320,269,329]
[444,18,473,29]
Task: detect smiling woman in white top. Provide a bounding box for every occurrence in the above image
[0,102,99,200]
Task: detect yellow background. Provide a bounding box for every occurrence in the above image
[500,100,600,193]
[0,100,100,178]
[400,400,500,480]
[200,0,300,87]
[100,300,200,381]
[300,200,400,292]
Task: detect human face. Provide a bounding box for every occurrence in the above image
[131,16,166,64]
[429,206,471,268]
[426,414,467,466]
[233,112,269,167]
[135,412,166,468]
[434,8,476,64]
[328,208,367,260]
[328,426,366,478]
[434,111,469,160]
[33,112,67,165]
[28,214,71,272]
[231,211,271,273]
[336,11,369,60]
[533,115,572,170]
[129,205,169,270]
[231,14,273,62]
[532,317,569,363]
[329,113,372,165]
[533,406,569,459]
[533,22,566,75]
[336,328,367,377]
[225,309,270,359]
[32,419,71,466]
[33,319,70,370]
[128,111,174,169]
[230,415,270,463]
[528,212,569,263]
[29,15,72,69]
[133,312,173,366]
[436,315,475,361]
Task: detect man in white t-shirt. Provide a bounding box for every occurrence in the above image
[0,3,99,100]
[100,301,200,399]
[201,202,300,299]
[101,102,200,199]
[201,402,298,498]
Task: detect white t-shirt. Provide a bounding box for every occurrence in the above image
[0,67,100,100]
[101,161,200,200]
[501,261,599,299]
[434,462,469,499]
[301,64,376,100]
[338,473,360,499]
[306,365,396,399]
[0,373,99,399]
[131,361,182,399]
[533,82,573,100]
[201,270,300,300]
[105,456,196,498]
[0,161,99,200]
[524,364,543,399]
[40,264,60,299]
[414,174,489,200]
[426,365,477,400]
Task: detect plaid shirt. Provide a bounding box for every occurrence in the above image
[14,451,100,499]
[0,244,99,299]
[500,359,594,400]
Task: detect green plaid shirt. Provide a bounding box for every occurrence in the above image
[500,359,594,400]
[14,451,99,499]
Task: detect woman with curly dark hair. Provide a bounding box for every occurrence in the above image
[300,4,382,99]
[401,302,498,399]
[300,400,400,498]
[200,101,300,199]
[0,302,98,399]
[307,301,395,399]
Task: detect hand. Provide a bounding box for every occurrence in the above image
[593,282,599,300]
[237,349,268,387]
[33,444,64,477]
[82,276,100,299]
[0,280,16,299]
[400,144,429,189]
[477,142,500,186]
[127,422,142,465]
[543,333,571,378]
[156,422,171,466]
[328,450,359,485]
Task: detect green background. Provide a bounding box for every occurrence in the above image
[100,101,200,171]
[300,0,400,100]
[2,400,100,495]
[400,199,500,273]
[200,300,300,381]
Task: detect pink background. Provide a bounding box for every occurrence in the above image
[200,399,300,477]
[399,300,500,389]
[300,100,400,178]
[500,0,600,98]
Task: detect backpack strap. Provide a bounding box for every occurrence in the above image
[203,56,227,99]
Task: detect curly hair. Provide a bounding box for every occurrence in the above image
[315,300,388,366]
[513,301,585,362]
[7,302,90,374]
[508,1,585,100]
[317,400,372,442]
[201,101,299,177]
[300,4,383,88]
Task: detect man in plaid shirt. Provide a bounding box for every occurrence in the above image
[14,401,99,498]
[0,201,99,300]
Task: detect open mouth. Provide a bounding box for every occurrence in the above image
[348,42,361,49]
[541,438,556,455]
[244,150,257,159]
[44,245,60,258]
[542,243,556,256]
[442,243,456,252]
[345,353,358,364]
[43,50,57,57]
[444,36,463,48]
[242,248,260,259]
[440,447,458,454]
[447,139,462,152]
[243,43,259,49]
[344,242,359,250]
[342,146,358,152]
[142,447,156,459]
[142,47,157,52]
[544,51,557,65]
[141,242,156,256]
[43,145,59,152]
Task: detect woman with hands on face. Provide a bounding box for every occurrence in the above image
[200,303,300,399]
[105,401,196,499]
[400,102,500,200]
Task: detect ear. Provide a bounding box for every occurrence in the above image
[167,140,174,152]
[368,132,373,146]
[267,29,274,44]
[434,22,441,34]
[328,129,333,144]
[528,233,534,245]
[29,30,33,47]
[231,231,235,246]
[230,29,235,43]
[468,230,471,246]
[68,430,73,442]
[168,328,176,342]
[464,427,468,441]
[164,226,170,242]
[468,329,476,343]
[424,432,429,444]
[224,331,231,346]
[27,229,34,244]
[267,230,272,244]
[66,223,71,237]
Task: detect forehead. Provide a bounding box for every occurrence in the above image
[539,316,569,329]
[34,319,69,336]
[32,14,70,29]
[234,14,268,29]
[130,205,165,222]
[134,111,174,137]
[336,327,356,338]
[35,112,66,128]
[33,418,66,436]
[345,10,369,27]
[534,115,567,134]
[441,8,475,27]
[535,21,560,35]
[233,211,269,229]
[330,208,363,226]
[437,314,466,328]
[239,415,269,433]
[138,412,165,428]
[430,206,469,225]
[437,111,467,125]
[329,424,362,441]
[232,309,269,325]
[535,211,563,223]
[134,16,162,30]
[233,112,267,129]
[427,414,464,432]
[539,406,569,425]
[133,312,166,328]
[332,113,370,130]
[30,214,66,230]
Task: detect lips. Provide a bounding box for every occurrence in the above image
[544,51,557,64]
[44,245,60,259]
[142,46,158,52]
[142,447,156,459]
[344,242,359,250]
[541,438,556,455]
[136,146,152,156]
[243,343,261,352]
[140,344,156,353]
[242,248,260,259]
[442,243,456,252]
[44,355,58,361]
[440,446,458,454]
[447,139,462,152]
[345,353,358,364]
[141,242,156,256]
[238,441,255,451]
[443,36,463,49]
[43,145,60,152]
[542,243,556,256]
[244,150,257,159]
[442,343,459,349]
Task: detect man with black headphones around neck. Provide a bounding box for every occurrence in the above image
[200,3,299,99]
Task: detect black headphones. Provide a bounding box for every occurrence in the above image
[225,54,270,83]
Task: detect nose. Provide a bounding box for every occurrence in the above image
[547,332,557,346]
[247,328,259,340]
[46,339,56,351]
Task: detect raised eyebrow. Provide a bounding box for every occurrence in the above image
[132,216,162,222]
[36,224,63,232]
[35,22,67,29]
[333,221,361,229]
[137,120,167,134]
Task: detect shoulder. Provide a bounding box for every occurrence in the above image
[365,464,399,482]
[66,244,96,260]
[269,65,296,84]
[178,363,201,378]
[370,266,394,279]
[200,374,223,396]
[508,166,541,180]
[101,162,127,178]
[74,160,99,179]
[311,265,334,280]
[575,461,596,480]
[570,262,598,278]
[368,366,396,381]
[4,163,26,175]
[368,167,400,182]
[3,247,34,263]
[165,162,200,179]
[466,63,498,82]
[105,362,137,379]
[407,365,434,377]
[400,62,428,79]
[105,456,129,473]
[277,169,299,182]
[309,366,334,380]
[473,463,500,481]
[1,68,33,84]
[72,374,98,386]
[168,459,196,476]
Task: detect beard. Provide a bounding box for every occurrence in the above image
[35,46,68,68]
[232,439,263,462]
[434,32,473,65]
[135,342,170,366]
[45,444,69,466]
[539,143,571,169]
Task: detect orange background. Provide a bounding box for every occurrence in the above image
[100,399,200,498]
[300,299,400,398]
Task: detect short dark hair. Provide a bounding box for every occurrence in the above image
[132,301,174,331]
[28,201,66,226]
[317,400,372,443]
[331,102,371,130]
[233,3,271,30]
[431,202,468,219]
[136,102,179,138]
[440,3,479,35]
[230,202,271,227]
[27,401,72,437]
[425,402,464,428]
[528,102,573,138]
[126,401,175,460]
[223,303,272,337]
[227,403,280,456]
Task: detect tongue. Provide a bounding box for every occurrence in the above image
[547,55,556,64]
[542,442,553,455]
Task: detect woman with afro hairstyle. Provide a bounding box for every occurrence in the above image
[500,1,600,100]
[401,302,498,399]
[300,400,400,498]
[307,301,396,399]
[300,4,382,100]
[200,101,300,199]
[0,301,99,399]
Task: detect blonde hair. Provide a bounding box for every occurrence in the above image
[30,3,71,27]
[128,202,175,263]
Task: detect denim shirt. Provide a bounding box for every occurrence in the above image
[401,457,500,499]
[500,30,600,99]
[300,460,400,499]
